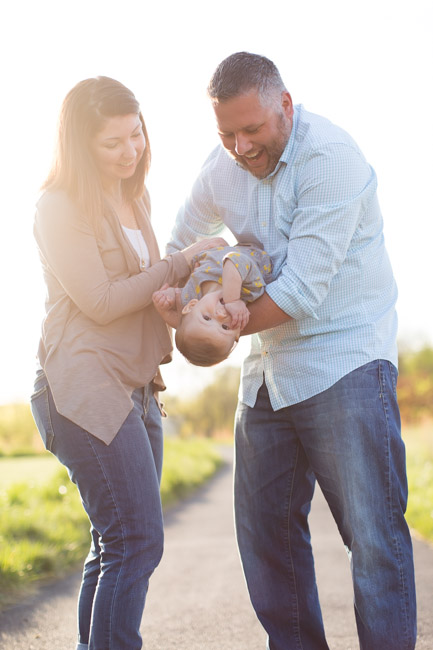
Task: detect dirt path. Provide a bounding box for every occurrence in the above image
[1,451,431,649]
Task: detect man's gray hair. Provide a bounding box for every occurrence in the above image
[207,52,286,105]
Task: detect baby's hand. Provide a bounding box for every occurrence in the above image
[152,285,182,328]
[223,299,250,331]
[153,286,177,308]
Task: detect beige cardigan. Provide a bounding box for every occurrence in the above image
[34,189,190,444]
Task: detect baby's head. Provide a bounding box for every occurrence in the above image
[175,291,240,367]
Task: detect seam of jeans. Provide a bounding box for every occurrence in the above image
[85,432,127,650]
[379,360,412,649]
[284,442,304,650]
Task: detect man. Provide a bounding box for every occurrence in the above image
[167,52,416,650]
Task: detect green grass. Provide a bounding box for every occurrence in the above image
[0,437,222,609]
[0,466,90,606]
[0,456,59,489]
[404,422,433,543]
[160,437,223,506]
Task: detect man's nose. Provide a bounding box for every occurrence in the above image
[235,133,252,156]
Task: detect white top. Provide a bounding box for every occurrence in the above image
[123,226,150,269]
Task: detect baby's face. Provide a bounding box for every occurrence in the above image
[184,290,240,350]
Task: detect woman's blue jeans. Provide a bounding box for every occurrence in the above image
[234,360,416,650]
[30,372,164,650]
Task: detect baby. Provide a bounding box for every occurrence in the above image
[152,244,272,366]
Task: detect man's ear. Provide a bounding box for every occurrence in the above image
[182,299,198,314]
[281,91,294,120]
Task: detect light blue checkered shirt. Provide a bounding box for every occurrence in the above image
[168,104,398,410]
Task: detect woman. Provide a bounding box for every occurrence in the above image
[30,76,224,650]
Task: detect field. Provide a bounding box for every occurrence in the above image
[0,455,58,489]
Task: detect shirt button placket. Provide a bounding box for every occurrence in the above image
[258,179,272,371]
[257,178,273,237]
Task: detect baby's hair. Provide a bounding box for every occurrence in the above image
[175,320,233,367]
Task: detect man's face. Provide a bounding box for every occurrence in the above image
[214,89,293,179]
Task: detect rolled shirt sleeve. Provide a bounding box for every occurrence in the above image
[266,143,378,320]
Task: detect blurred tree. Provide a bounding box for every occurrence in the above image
[3,347,433,452]
[164,366,241,438]
[163,346,433,436]
[397,345,433,423]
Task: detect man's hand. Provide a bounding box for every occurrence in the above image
[152,284,183,328]
[224,299,250,331]
[181,237,228,266]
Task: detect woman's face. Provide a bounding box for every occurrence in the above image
[91,113,146,190]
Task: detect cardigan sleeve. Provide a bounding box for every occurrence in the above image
[34,192,190,326]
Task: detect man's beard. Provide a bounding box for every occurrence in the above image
[229,113,291,180]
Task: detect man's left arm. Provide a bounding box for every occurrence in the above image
[245,143,378,333]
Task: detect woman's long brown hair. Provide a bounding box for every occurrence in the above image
[42,76,151,231]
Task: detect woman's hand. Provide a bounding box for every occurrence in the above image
[180,237,228,266]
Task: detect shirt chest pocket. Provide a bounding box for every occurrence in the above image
[274,195,297,240]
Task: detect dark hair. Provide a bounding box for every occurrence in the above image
[207,52,286,105]
[42,76,151,227]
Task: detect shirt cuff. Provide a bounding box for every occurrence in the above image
[266,280,319,320]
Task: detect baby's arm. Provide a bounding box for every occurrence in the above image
[222,258,242,302]
[152,285,183,328]
[222,259,250,330]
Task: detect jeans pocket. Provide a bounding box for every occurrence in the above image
[30,384,55,452]
[387,361,398,394]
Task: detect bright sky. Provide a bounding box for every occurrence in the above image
[1,0,432,405]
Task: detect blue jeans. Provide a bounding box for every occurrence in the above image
[30,372,164,650]
[234,360,416,650]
